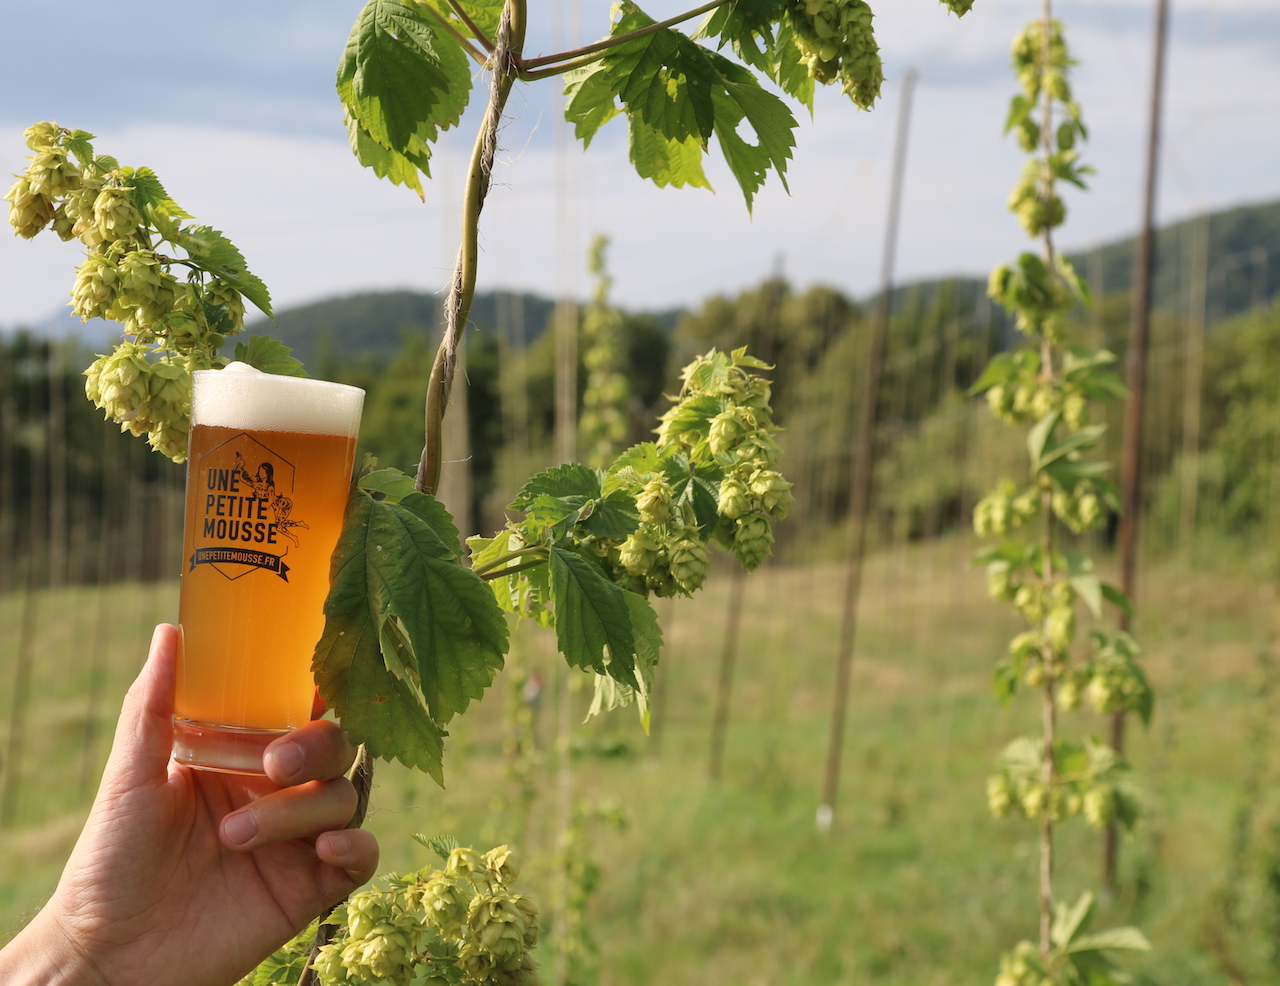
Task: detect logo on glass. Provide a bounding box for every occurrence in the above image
[189,432,309,582]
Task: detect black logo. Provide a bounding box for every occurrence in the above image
[189,432,309,581]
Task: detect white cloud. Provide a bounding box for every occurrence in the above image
[2,0,1278,328]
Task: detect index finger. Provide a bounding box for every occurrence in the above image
[262,719,356,787]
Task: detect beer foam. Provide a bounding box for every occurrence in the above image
[192,363,364,436]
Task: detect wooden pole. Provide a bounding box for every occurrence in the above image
[1107,0,1170,888]
[819,70,917,830]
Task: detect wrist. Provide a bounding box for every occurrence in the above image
[1,909,111,986]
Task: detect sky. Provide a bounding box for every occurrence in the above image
[1,0,1278,330]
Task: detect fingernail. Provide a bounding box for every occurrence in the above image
[222,810,257,847]
[269,740,305,780]
[326,832,352,858]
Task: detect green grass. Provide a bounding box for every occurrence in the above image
[1,539,1278,984]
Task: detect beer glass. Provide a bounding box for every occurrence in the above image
[172,363,364,773]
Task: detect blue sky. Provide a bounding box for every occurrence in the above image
[2,0,1278,328]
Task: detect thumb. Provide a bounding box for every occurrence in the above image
[101,623,179,791]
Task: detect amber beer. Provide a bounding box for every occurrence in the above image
[172,363,363,773]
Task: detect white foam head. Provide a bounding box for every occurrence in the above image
[192,363,364,437]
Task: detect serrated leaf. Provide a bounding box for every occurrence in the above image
[233,336,308,377]
[337,0,471,155]
[564,61,623,148]
[363,495,507,723]
[177,225,273,319]
[584,488,641,541]
[548,546,637,687]
[313,494,447,782]
[604,442,667,492]
[608,2,716,142]
[397,490,463,558]
[707,55,795,212]
[628,123,713,190]
[511,463,602,509]
[125,166,193,220]
[359,466,418,502]
[346,111,426,196]
[62,130,96,166]
[523,493,586,544]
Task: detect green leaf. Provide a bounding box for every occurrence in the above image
[1051,890,1095,948]
[511,463,601,509]
[522,493,587,544]
[698,0,812,108]
[993,660,1019,704]
[1065,551,1102,618]
[363,495,507,723]
[233,336,308,377]
[1098,582,1131,617]
[337,0,472,185]
[969,351,1019,395]
[564,62,623,148]
[707,55,795,212]
[548,546,637,687]
[598,2,795,208]
[584,489,641,541]
[176,225,274,319]
[628,124,713,190]
[125,166,193,221]
[62,129,96,167]
[1027,409,1063,469]
[345,111,426,196]
[397,490,463,558]
[470,529,554,626]
[585,590,661,730]
[607,3,716,143]
[358,466,418,503]
[1067,926,1152,954]
[313,495,448,782]
[604,442,667,491]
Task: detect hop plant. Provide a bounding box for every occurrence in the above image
[787,0,884,109]
[253,840,544,986]
[6,121,280,463]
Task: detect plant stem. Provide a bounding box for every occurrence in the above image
[519,0,730,76]
[416,0,526,496]
[446,0,496,53]
[408,0,491,65]
[480,558,549,582]
[474,545,549,576]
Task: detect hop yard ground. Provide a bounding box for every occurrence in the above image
[0,538,1276,985]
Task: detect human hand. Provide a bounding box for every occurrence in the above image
[3,623,378,986]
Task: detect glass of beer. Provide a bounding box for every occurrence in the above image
[172,362,364,773]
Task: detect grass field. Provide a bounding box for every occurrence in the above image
[1,537,1277,985]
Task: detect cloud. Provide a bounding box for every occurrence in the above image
[2,0,1278,328]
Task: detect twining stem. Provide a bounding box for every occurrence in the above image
[415,0,527,496]
[518,0,730,78]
